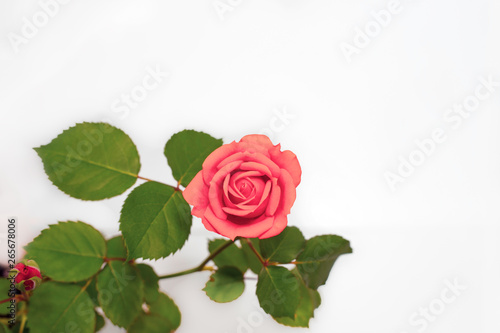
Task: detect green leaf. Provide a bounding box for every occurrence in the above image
[256,266,300,318]
[296,235,352,289]
[209,239,248,272]
[259,226,305,263]
[241,238,263,274]
[136,263,160,303]
[164,130,223,187]
[106,236,127,259]
[0,323,8,333]
[97,261,144,328]
[77,277,99,306]
[28,281,95,333]
[25,221,106,282]
[34,122,141,200]
[128,314,172,333]
[95,312,105,332]
[203,267,245,303]
[273,270,321,327]
[120,181,192,260]
[148,292,181,330]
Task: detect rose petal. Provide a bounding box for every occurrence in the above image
[269,145,302,186]
[240,134,274,150]
[208,160,242,219]
[183,172,209,218]
[202,141,240,183]
[266,178,281,216]
[258,214,288,239]
[201,216,217,233]
[204,206,275,240]
[276,169,296,215]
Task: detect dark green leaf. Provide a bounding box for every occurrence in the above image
[164,130,222,187]
[28,281,95,333]
[97,261,144,328]
[241,238,263,274]
[259,226,305,263]
[296,235,352,289]
[77,277,99,307]
[34,122,140,200]
[95,312,105,332]
[203,267,245,303]
[106,236,127,259]
[256,266,300,318]
[136,263,160,303]
[0,323,8,333]
[120,181,192,260]
[209,239,248,272]
[273,270,321,327]
[148,292,181,330]
[128,314,172,333]
[25,221,106,282]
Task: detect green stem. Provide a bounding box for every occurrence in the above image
[19,303,27,333]
[242,238,266,266]
[158,239,235,280]
[136,175,177,189]
[137,175,155,182]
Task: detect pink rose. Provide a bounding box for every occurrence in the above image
[183,135,301,240]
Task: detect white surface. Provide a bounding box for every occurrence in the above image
[1,0,499,332]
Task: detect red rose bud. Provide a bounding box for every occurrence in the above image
[11,260,42,291]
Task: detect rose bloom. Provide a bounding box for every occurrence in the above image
[183,135,301,240]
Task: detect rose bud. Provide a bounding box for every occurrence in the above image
[10,260,42,291]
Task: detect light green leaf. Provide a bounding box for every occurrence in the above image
[148,292,181,330]
[241,238,263,274]
[164,130,222,187]
[107,236,127,259]
[296,235,352,289]
[273,270,321,327]
[209,239,248,272]
[136,263,160,303]
[259,226,305,263]
[34,122,140,200]
[256,266,300,318]
[203,267,245,303]
[28,281,95,333]
[97,261,144,328]
[120,181,192,260]
[25,221,106,282]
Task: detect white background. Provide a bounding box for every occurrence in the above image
[1,0,500,332]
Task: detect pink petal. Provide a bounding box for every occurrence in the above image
[269,146,302,187]
[258,214,288,239]
[266,178,281,216]
[208,160,242,219]
[204,206,275,240]
[183,172,209,218]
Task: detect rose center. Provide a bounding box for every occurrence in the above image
[236,179,253,197]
